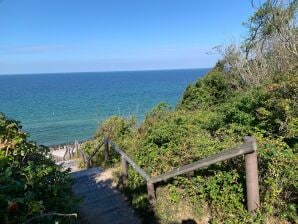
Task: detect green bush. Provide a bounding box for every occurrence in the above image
[83,70,297,223]
[81,2,297,221]
[178,67,238,110]
[0,113,77,224]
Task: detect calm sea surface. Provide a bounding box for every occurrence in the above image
[0,68,209,145]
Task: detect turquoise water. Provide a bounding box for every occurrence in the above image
[0,69,208,145]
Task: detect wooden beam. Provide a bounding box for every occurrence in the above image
[63,146,68,160]
[77,146,88,167]
[147,182,156,205]
[109,141,151,181]
[244,136,260,213]
[121,156,128,185]
[75,140,79,157]
[67,145,71,159]
[104,139,109,162]
[150,142,255,184]
[88,139,105,160]
[86,157,92,168]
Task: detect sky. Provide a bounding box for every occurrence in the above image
[0,0,255,74]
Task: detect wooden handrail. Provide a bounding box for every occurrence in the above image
[108,140,151,181]
[88,139,105,161]
[103,136,259,213]
[83,139,106,168]
[62,146,69,160]
[149,141,255,184]
[77,145,88,166]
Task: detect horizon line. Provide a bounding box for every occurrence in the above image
[0,67,211,76]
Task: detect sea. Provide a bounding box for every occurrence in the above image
[0,68,209,145]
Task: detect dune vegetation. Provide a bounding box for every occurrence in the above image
[81,1,297,223]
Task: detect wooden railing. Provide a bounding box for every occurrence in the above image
[77,139,106,168]
[81,136,260,213]
[62,141,80,161]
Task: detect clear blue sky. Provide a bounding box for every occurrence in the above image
[0,0,255,74]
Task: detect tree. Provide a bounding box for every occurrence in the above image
[217,0,297,86]
[244,0,298,57]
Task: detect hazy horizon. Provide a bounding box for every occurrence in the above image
[0,67,210,76]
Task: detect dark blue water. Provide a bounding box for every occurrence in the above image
[0,69,208,145]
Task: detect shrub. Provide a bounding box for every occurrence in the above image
[0,113,77,224]
[178,67,237,110]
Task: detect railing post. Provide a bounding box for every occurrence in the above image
[121,156,128,185]
[75,140,79,157]
[68,145,72,159]
[71,143,75,158]
[80,151,85,167]
[87,157,92,168]
[243,136,260,214]
[147,182,156,205]
[104,139,109,162]
[63,146,67,160]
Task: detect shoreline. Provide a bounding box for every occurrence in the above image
[48,139,90,150]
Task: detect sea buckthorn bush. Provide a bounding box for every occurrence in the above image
[0,113,77,224]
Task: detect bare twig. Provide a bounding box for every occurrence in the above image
[22,212,77,224]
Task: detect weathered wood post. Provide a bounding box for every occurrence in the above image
[68,145,72,159]
[121,156,128,185]
[75,140,79,157]
[71,143,75,158]
[87,157,92,168]
[70,145,73,158]
[63,145,68,160]
[244,136,260,213]
[104,139,109,162]
[147,182,156,205]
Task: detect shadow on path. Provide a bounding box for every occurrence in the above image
[72,168,141,224]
